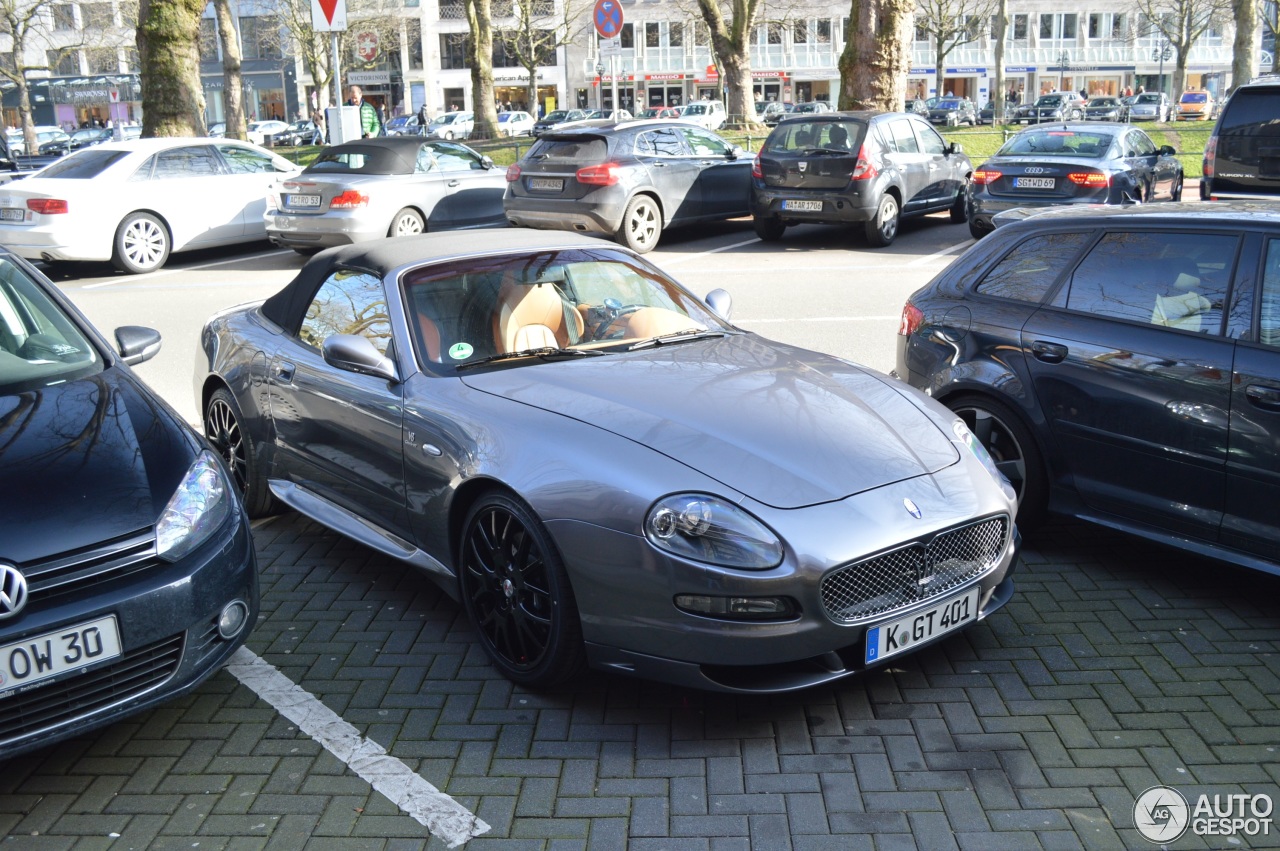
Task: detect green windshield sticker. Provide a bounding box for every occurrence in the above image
[448,342,474,360]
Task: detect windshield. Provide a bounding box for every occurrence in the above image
[1035,96,1064,107]
[0,256,100,395]
[1181,92,1209,103]
[936,99,961,109]
[400,247,732,373]
[1088,98,1119,107]
[997,129,1113,158]
[543,111,569,121]
[1137,94,1162,103]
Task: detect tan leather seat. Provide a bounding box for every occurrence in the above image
[494,275,584,352]
[417,313,441,362]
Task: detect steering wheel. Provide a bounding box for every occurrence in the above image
[591,304,645,341]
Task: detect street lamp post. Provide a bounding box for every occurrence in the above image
[1058,50,1070,92]
[595,61,604,111]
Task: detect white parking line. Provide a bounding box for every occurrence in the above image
[225,647,490,848]
[80,249,295,289]
[662,236,760,265]
[905,240,971,266]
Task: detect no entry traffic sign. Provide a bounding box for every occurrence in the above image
[594,0,623,40]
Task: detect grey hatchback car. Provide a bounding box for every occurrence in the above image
[750,111,972,247]
[503,120,752,253]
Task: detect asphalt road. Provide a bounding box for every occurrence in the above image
[8,206,1277,850]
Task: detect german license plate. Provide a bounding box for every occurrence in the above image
[783,199,823,212]
[864,587,979,664]
[286,194,321,207]
[0,208,24,221]
[1014,176,1054,189]
[529,177,563,191]
[0,615,122,694]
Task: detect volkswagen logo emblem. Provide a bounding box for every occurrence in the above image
[903,498,923,519]
[0,563,29,620]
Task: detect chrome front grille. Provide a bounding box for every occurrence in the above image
[0,634,183,744]
[17,529,158,603]
[821,516,1010,624]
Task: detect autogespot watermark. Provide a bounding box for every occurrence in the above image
[1134,786,1274,843]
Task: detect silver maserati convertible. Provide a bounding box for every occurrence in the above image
[195,231,1021,693]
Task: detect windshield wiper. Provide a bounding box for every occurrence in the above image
[455,347,603,370]
[628,328,728,351]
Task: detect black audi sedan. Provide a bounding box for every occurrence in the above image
[504,119,752,253]
[0,248,257,758]
[750,111,971,247]
[895,203,1280,575]
[966,123,1183,239]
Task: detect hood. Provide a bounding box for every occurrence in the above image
[0,366,196,564]
[460,335,959,509]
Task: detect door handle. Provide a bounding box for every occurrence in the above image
[1030,341,1068,363]
[447,179,460,187]
[650,162,667,167]
[275,361,295,383]
[1246,384,1280,411]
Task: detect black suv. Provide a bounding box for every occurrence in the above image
[895,203,1280,574]
[1201,76,1280,201]
[749,111,971,247]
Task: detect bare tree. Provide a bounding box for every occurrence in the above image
[915,0,996,97]
[465,0,500,138]
[695,0,769,126]
[1133,0,1233,98]
[1231,0,1256,88]
[836,0,913,110]
[136,0,207,136]
[494,0,589,117]
[212,0,246,140]
[991,0,1006,118]
[0,0,129,150]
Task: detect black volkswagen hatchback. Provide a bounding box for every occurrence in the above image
[895,204,1280,575]
[0,248,257,758]
[749,111,971,247]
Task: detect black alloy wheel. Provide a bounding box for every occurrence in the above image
[947,393,1047,527]
[459,492,585,687]
[204,387,277,517]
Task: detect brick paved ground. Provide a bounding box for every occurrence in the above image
[2,513,1278,850]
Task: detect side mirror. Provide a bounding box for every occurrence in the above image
[947,142,964,155]
[115,325,162,366]
[481,155,494,169]
[727,145,746,160]
[704,288,732,320]
[323,334,398,382]
[1159,145,1176,157]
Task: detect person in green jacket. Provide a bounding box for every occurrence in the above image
[347,85,382,138]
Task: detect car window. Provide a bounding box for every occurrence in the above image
[676,127,731,156]
[218,144,278,173]
[974,232,1091,301]
[887,120,919,154]
[0,256,99,395]
[528,137,608,163]
[1061,231,1238,333]
[1125,131,1156,157]
[38,149,130,179]
[912,121,947,155]
[1261,239,1280,347]
[298,270,392,355]
[635,128,686,157]
[430,141,484,172]
[152,146,221,179]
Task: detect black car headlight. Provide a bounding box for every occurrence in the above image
[156,451,232,562]
[645,494,783,569]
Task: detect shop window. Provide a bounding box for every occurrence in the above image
[46,50,79,76]
[82,3,114,29]
[408,20,423,70]
[440,33,468,69]
[52,4,75,31]
[240,17,281,60]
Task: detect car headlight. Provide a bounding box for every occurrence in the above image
[156,451,232,562]
[952,420,1017,503]
[644,494,783,570]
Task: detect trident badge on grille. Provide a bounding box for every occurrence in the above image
[903,498,923,519]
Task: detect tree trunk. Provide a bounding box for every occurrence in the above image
[992,0,1007,121]
[465,0,499,139]
[1231,0,1256,90]
[214,0,245,140]
[136,0,207,136]
[837,0,913,111]
[717,47,754,125]
[698,0,761,127]
[935,34,946,97]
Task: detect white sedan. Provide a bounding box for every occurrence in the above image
[0,137,300,273]
[247,119,290,146]
[496,110,535,137]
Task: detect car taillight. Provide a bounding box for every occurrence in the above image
[577,162,621,186]
[505,164,521,182]
[751,155,763,179]
[27,198,68,214]
[1066,172,1110,187]
[330,190,369,209]
[899,302,924,337]
[1203,135,1217,179]
[971,169,1002,185]
[850,145,879,181]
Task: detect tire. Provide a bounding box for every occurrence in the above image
[444,130,455,140]
[112,212,170,274]
[969,218,988,240]
[458,491,586,687]
[946,393,1047,528]
[864,193,900,247]
[616,195,662,253]
[1171,174,1184,201]
[293,247,322,257]
[388,207,425,237]
[949,187,968,223]
[204,387,278,518]
[753,216,786,241]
